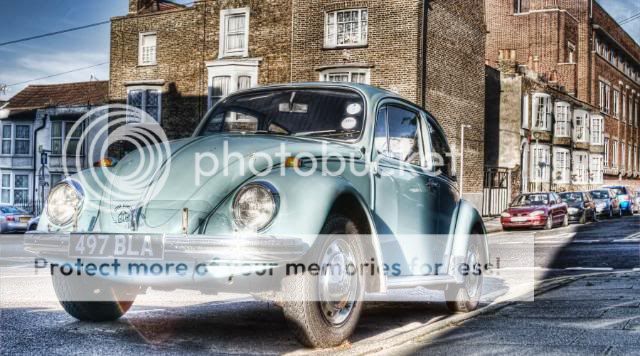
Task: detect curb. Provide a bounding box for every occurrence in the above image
[333,274,587,356]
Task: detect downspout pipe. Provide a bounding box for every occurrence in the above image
[421,0,431,109]
[32,113,48,214]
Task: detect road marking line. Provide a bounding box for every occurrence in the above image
[633,268,640,272]
[565,267,614,271]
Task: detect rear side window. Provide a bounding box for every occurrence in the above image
[428,119,454,178]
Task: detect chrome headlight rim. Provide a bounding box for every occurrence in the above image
[46,179,85,226]
[232,182,279,232]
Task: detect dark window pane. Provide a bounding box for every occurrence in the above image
[14,175,28,189]
[387,106,420,165]
[2,141,10,154]
[15,125,29,139]
[15,140,29,155]
[1,190,9,204]
[2,126,10,139]
[51,139,62,154]
[146,90,159,107]
[51,122,62,138]
[1,174,9,187]
[128,90,143,108]
[14,190,27,203]
[429,120,453,177]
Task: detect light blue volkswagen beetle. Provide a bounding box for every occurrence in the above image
[26,83,488,348]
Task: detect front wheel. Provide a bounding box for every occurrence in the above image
[446,238,483,313]
[281,214,365,348]
[562,214,569,227]
[544,216,553,230]
[52,273,136,322]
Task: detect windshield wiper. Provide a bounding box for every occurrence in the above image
[294,130,339,137]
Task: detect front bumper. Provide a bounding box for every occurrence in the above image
[24,232,310,262]
[501,216,547,228]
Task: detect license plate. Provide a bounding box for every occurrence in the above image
[511,217,529,222]
[20,217,29,223]
[69,234,164,259]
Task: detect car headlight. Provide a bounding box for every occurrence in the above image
[46,181,84,226]
[568,207,579,214]
[232,182,279,231]
[529,210,546,217]
[500,212,511,218]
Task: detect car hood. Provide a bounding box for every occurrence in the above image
[564,201,584,208]
[97,134,361,232]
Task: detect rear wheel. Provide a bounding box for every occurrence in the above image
[52,273,136,322]
[282,214,365,348]
[446,238,483,313]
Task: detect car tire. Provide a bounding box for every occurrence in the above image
[544,216,553,230]
[562,214,569,227]
[281,214,365,348]
[618,208,623,218]
[51,272,136,322]
[445,237,483,313]
[608,208,613,219]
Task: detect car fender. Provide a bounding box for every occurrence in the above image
[203,169,386,292]
[448,199,489,283]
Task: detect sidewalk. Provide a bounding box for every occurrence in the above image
[483,216,502,233]
[381,271,640,355]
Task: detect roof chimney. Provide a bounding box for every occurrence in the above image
[129,0,156,14]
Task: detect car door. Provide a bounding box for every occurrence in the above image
[372,103,442,277]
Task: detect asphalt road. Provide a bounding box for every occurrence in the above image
[1,216,638,355]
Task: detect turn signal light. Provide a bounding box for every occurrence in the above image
[284,157,302,168]
[93,157,114,168]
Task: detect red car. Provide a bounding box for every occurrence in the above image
[501,192,568,230]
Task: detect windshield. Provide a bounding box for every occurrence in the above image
[608,187,627,196]
[590,190,609,199]
[559,192,583,202]
[197,89,365,141]
[0,206,27,214]
[512,194,549,207]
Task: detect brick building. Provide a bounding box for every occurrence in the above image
[110,0,487,207]
[485,0,640,193]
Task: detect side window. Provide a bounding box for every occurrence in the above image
[374,107,388,154]
[386,106,421,166]
[428,118,453,178]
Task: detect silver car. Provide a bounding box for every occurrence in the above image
[0,205,33,233]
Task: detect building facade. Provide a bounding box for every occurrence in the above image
[110,0,487,207]
[485,0,640,193]
[0,81,108,213]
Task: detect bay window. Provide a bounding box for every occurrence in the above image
[320,68,370,84]
[553,147,570,183]
[590,114,603,145]
[554,102,571,137]
[0,124,31,155]
[325,9,368,48]
[531,144,550,183]
[532,93,552,131]
[573,110,589,143]
[572,151,589,184]
[51,121,83,155]
[589,155,604,184]
[1,126,10,154]
[0,174,9,204]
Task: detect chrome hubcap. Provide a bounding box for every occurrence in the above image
[318,238,358,326]
[465,246,481,298]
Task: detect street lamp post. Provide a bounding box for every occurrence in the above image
[460,124,471,197]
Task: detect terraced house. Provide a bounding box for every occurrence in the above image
[485,0,640,200]
[109,0,487,208]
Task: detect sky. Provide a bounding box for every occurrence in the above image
[0,0,639,101]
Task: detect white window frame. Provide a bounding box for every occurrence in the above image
[522,94,529,129]
[553,147,571,184]
[219,8,250,58]
[319,67,371,84]
[532,93,552,131]
[50,121,84,156]
[613,89,620,118]
[138,32,157,66]
[589,154,604,184]
[612,140,619,169]
[0,123,31,156]
[126,86,162,123]
[0,172,32,205]
[554,102,571,137]
[573,109,589,143]
[604,137,610,168]
[590,114,603,145]
[206,59,259,108]
[572,151,589,184]
[622,93,627,122]
[531,144,550,183]
[324,8,368,48]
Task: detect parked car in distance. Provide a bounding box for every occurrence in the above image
[603,185,635,216]
[590,189,622,218]
[633,191,640,214]
[559,192,596,224]
[0,205,33,233]
[27,216,39,231]
[501,192,568,230]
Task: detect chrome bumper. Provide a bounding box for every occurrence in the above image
[24,232,310,262]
